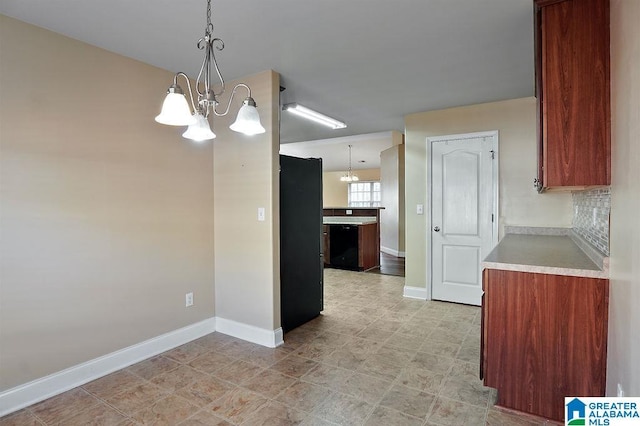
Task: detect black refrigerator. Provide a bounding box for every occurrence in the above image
[280,155,323,333]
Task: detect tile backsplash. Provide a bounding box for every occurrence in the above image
[572,187,610,255]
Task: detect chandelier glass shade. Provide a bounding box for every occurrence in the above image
[155,0,265,141]
[340,145,359,182]
[155,87,197,126]
[182,111,216,142]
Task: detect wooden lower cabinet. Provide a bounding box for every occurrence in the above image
[358,223,378,270]
[482,269,609,422]
[323,223,379,271]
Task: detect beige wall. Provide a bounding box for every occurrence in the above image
[608,0,640,397]
[0,16,216,390]
[404,97,573,289]
[323,169,381,207]
[212,70,281,330]
[380,144,405,255]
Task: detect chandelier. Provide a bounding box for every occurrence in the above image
[155,0,265,142]
[340,145,359,182]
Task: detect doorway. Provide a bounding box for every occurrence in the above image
[428,131,498,306]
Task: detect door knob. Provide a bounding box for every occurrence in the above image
[433,226,440,232]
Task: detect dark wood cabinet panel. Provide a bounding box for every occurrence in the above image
[535,0,610,190]
[482,269,609,421]
[358,223,378,270]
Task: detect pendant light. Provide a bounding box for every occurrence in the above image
[340,145,359,182]
[155,0,265,141]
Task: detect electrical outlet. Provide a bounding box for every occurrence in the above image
[185,292,194,307]
[617,383,625,397]
[346,209,353,215]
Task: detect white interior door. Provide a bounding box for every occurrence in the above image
[430,132,497,306]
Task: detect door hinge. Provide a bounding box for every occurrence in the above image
[491,213,494,223]
[490,150,495,160]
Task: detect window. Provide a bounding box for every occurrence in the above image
[348,181,381,207]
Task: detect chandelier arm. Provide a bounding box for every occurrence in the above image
[174,72,197,113]
[209,38,226,97]
[213,83,251,117]
[195,39,209,100]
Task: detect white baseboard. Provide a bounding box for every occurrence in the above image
[403,285,430,300]
[0,318,216,417]
[380,246,406,258]
[215,317,283,348]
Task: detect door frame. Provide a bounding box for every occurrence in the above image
[425,130,499,301]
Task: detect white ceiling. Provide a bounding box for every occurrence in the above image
[0,0,534,170]
[280,132,395,172]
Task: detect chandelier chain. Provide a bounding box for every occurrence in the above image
[206,0,213,33]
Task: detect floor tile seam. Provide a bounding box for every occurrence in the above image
[375,392,436,423]
[175,407,227,426]
[0,409,38,424]
[126,357,184,381]
[428,394,489,422]
[365,403,426,425]
[126,391,197,424]
[95,383,172,421]
[80,386,140,421]
[437,382,493,410]
[204,388,271,426]
[30,388,109,425]
[16,409,48,426]
[325,376,394,407]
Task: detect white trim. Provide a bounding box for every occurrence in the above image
[380,246,406,258]
[0,318,216,417]
[403,286,430,300]
[215,317,284,348]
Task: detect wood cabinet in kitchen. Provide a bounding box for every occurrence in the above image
[323,208,382,271]
[324,222,378,271]
[534,0,610,191]
[481,268,609,422]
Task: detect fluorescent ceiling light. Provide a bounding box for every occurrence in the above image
[283,103,346,129]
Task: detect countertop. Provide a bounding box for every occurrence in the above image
[323,216,377,225]
[482,234,609,279]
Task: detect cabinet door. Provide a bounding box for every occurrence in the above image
[483,269,608,421]
[536,0,610,189]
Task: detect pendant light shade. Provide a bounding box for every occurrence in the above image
[230,98,266,135]
[182,112,216,142]
[155,85,197,126]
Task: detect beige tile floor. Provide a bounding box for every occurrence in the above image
[0,269,548,425]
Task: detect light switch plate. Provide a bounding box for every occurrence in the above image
[417,204,424,215]
[258,207,266,221]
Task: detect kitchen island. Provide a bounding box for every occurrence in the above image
[481,228,609,422]
[322,207,383,271]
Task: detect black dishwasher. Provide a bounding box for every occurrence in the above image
[329,225,359,269]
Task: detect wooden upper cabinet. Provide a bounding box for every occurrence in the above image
[535,0,610,191]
